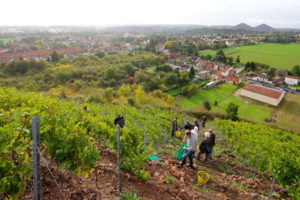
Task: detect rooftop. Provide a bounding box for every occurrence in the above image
[285,75,299,80]
[242,84,284,99]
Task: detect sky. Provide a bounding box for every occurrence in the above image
[1,0,300,28]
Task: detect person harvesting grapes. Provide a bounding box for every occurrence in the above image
[178,130,197,169]
[114,114,125,128]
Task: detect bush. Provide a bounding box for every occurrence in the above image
[214,100,218,106]
[203,100,211,111]
[181,85,189,96]
[127,97,136,106]
[226,103,239,121]
[135,169,151,181]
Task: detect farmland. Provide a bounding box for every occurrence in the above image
[178,84,274,123]
[199,43,300,70]
[0,37,21,45]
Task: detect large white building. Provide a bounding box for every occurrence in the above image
[240,84,285,106]
[284,75,299,85]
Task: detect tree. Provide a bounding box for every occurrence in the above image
[178,71,190,85]
[189,66,195,79]
[50,51,60,62]
[214,100,218,106]
[226,103,239,121]
[164,73,178,86]
[268,67,276,80]
[135,85,147,104]
[227,57,233,65]
[181,86,189,96]
[291,65,300,76]
[95,50,105,58]
[188,84,198,96]
[203,100,211,111]
[118,84,131,97]
[235,56,240,64]
[103,88,113,102]
[215,50,226,62]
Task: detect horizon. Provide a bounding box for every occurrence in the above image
[1,0,300,29]
[0,23,298,30]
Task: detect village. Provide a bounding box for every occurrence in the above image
[1,28,300,107]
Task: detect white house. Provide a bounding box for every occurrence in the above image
[284,75,299,85]
[253,73,269,83]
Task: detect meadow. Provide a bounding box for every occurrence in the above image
[179,84,274,123]
[270,93,300,133]
[0,37,21,45]
[199,43,300,70]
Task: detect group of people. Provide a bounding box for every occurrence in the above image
[84,106,214,170]
[177,117,216,169]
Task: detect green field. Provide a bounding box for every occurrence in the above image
[166,79,210,96]
[0,37,21,45]
[179,84,274,123]
[199,43,300,70]
[271,93,300,133]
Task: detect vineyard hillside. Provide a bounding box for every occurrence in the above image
[0,87,299,199]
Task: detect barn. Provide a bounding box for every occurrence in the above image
[240,84,285,106]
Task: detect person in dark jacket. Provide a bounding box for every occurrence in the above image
[171,117,178,138]
[196,137,213,161]
[208,129,216,159]
[194,118,199,129]
[114,114,125,128]
[83,106,91,134]
[184,120,194,130]
[201,115,207,128]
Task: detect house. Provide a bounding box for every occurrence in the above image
[226,75,242,84]
[240,84,285,106]
[253,73,269,82]
[213,70,224,80]
[0,47,82,62]
[220,67,232,77]
[284,75,299,85]
[226,40,236,47]
[198,70,210,79]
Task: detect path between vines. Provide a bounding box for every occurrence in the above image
[21,128,289,200]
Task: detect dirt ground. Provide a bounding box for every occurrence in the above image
[21,138,289,200]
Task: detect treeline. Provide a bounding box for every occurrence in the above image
[200,50,240,65]
[0,51,194,94]
[0,60,48,75]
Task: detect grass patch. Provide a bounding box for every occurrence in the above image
[179,84,274,123]
[232,181,252,192]
[199,43,300,70]
[270,93,300,133]
[121,192,141,200]
[166,78,210,96]
[193,184,216,194]
[219,165,231,174]
[165,175,176,184]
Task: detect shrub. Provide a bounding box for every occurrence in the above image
[203,100,211,111]
[127,97,136,106]
[226,103,239,121]
[135,169,151,181]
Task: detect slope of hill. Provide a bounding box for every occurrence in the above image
[254,24,274,32]
[21,124,291,200]
[233,23,254,31]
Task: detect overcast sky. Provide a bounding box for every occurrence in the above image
[1,0,300,28]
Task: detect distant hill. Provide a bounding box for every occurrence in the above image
[234,23,254,30]
[232,23,274,32]
[254,24,274,32]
